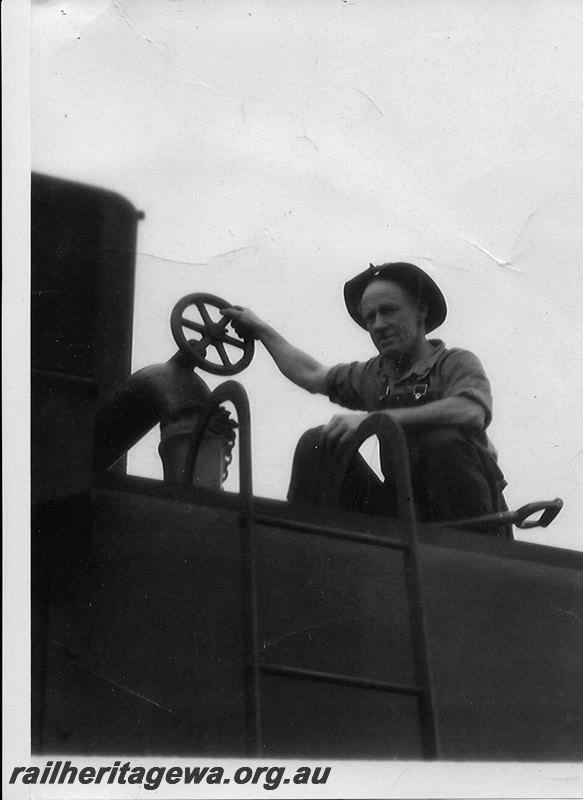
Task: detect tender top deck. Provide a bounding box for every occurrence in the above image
[32,474,583,760]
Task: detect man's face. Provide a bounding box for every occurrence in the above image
[360,279,427,360]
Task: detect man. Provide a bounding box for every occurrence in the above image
[222,262,507,533]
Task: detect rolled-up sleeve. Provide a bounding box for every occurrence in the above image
[325,361,369,411]
[439,349,493,427]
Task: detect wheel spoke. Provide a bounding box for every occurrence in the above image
[196,302,214,328]
[181,317,205,334]
[215,341,232,366]
[223,333,246,350]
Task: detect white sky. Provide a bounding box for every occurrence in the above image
[29,0,583,551]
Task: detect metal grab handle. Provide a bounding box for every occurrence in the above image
[514,498,564,529]
[332,412,418,540]
[444,498,564,531]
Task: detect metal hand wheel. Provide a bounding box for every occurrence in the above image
[171,293,255,375]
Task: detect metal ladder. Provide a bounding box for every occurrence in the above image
[187,381,440,759]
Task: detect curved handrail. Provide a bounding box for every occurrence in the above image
[184,380,253,517]
[331,412,418,540]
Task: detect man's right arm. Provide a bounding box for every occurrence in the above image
[221,307,329,395]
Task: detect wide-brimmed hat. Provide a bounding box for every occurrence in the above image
[344,262,447,333]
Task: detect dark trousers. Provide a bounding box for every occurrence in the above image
[287,426,509,535]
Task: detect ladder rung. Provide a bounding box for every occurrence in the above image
[259,662,423,697]
[255,514,410,553]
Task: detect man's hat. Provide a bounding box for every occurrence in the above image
[344,262,447,333]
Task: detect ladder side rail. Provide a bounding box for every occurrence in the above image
[334,413,441,759]
[186,381,262,757]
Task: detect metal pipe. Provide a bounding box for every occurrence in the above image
[93,351,211,472]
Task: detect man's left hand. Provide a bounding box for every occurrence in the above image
[319,413,370,457]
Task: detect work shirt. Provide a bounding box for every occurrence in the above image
[325,339,495,450]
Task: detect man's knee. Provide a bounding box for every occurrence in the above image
[288,427,329,503]
[293,426,325,460]
[288,426,347,506]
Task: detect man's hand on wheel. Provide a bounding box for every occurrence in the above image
[220,306,266,340]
